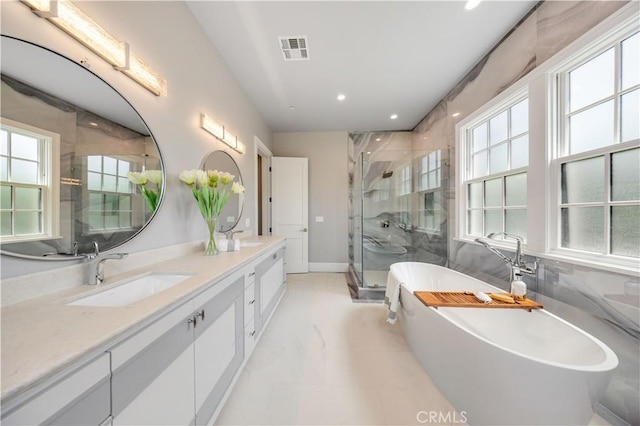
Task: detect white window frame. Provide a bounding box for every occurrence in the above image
[456,88,529,243]
[455,3,639,276]
[0,117,60,243]
[84,155,135,234]
[417,150,443,234]
[547,8,640,275]
[397,164,411,196]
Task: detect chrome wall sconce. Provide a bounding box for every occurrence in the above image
[200,113,246,154]
[21,0,167,96]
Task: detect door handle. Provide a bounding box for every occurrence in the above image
[301,228,308,232]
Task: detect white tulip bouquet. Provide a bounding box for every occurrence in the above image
[179,169,245,255]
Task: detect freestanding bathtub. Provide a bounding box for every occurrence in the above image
[387,262,618,426]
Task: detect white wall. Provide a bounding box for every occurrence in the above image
[0,1,272,278]
[272,132,349,267]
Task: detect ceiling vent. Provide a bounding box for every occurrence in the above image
[278,36,309,61]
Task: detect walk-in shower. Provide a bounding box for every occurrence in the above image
[348,132,449,299]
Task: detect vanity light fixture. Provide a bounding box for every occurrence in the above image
[337,94,346,101]
[122,52,167,96]
[223,129,238,149]
[200,114,224,140]
[200,113,245,155]
[452,112,461,117]
[21,0,167,96]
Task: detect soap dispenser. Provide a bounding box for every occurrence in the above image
[510,271,527,300]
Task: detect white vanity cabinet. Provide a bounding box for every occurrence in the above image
[193,272,245,425]
[110,268,245,426]
[254,246,286,336]
[1,239,287,426]
[244,268,258,358]
[1,353,111,426]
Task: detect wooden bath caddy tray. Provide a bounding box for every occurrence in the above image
[414,291,543,312]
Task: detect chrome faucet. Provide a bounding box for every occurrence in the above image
[85,243,128,285]
[225,229,243,240]
[474,232,537,281]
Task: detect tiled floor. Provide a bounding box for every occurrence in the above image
[215,273,610,426]
[215,273,461,425]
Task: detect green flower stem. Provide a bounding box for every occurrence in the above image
[204,216,219,255]
[140,186,160,212]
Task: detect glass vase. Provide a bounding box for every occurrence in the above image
[204,216,219,255]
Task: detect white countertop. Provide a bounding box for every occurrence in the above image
[1,236,285,404]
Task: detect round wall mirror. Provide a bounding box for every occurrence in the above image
[201,150,243,233]
[0,36,165,259]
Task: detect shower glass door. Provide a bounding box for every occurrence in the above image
[359,149,448,290]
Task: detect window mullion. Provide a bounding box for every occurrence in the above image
[614,42,622,146]
[559,73,569,158]
[604,152,612,255]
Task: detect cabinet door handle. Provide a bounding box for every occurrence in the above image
[188,317,197,327]
[195,309,205,321]
[249,272,256,277]
[250,330,256,337]
[249,299,255,305]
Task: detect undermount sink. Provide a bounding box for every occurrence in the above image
[68,273,192,307]
[241,241,264,247]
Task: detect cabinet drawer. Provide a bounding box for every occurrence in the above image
[244,283,255,326]
[2,353,111,426]
[245,268,256,287]
[244,325,257,359]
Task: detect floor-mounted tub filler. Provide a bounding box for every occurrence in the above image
[386,262,618,426]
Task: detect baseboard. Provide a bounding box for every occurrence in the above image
[308,262,349,273]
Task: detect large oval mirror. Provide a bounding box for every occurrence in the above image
[0,36,164,259]
[201,151,243,233]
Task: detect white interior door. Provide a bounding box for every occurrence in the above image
[271,157,308,273]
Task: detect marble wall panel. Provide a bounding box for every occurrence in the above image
[536,1,631,64]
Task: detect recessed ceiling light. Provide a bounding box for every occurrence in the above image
[337,94,346,101]
[465,0,482,10]
[289,106,296,110]
[452,112,461,117]
[375,138,381,142]
[390,114,398,120]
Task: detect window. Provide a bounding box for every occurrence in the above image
[0,119,59,242]
[86,155,133,231]
[398,164,411,196]
[456,7,639,274]
[418,151,443,232]
[463,96,529,240]
[555,31,639,259]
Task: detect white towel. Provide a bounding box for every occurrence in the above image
[474,291,492,304]
[384,273,402,324]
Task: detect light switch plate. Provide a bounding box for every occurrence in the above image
[315,216,324,223]
[227,216,235,223]
[245,218,251,227]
